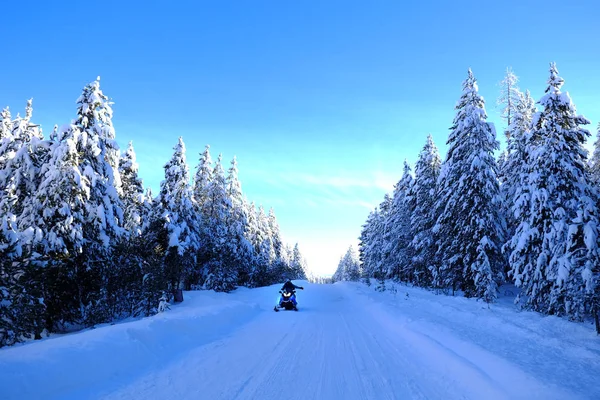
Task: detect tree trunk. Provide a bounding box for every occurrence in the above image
[172,289,184,303]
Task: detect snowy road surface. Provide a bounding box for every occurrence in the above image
[1,281,599,399]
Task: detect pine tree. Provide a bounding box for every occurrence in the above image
[333,246,361,282]
[0,100,46,345]
[508,63,599,319]
[497,67,522,137]
[225,156,253,285]
[119,141,146,237]
[359,195,393,289]
[384,160,414,281]
[77,77,122,194]
[434,69,505,301]
[290,243,308,280]
[74,78,127,324]
[29,123,88,330]
[202,154,237,292]
[500,90,536,280]
[408,134,441,287]
[154,137,199,297]
[193,144,213,214]
[589,123,600,185]
[0,100,45,223]
[268,208,283,261]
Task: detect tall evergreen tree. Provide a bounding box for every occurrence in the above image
[119,141,145,236]
[497,67,521,137]
[77,77,122,194]
[268,208,283,261]
[589,123,600,185]
[508,63,599,319]
[202,154,237,292]
[408,134,441,286]
[29,124,88,330]
[359,195,393,288]
[384,160,414,281]
[0,100,45,223]
[333,246,361,282]
[500,90,536,266]
[193,144,213,214]
[290,243,308,280]
[434,69,505,301]
[226,156,253,285]
[154,137,199,296]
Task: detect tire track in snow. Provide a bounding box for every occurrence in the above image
[344,285,580,400]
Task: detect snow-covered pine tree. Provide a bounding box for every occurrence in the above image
[73,78,127,324]
[119,141,146,237]
[589,123,600,185]
[408,134,441,287]
[359,195,393,290]
[268,208,283,262]
[0,213,25,346]
[384,160,414,282]
[501,90,536,261]
[202,154,237,292]
[75,78,126,245]
[332,255,344,282]
[29,123,89,330]
[154,137,200,297]
[267,208,288,280]
[0,100,46,345]
[0,100,46,223]
[433,69,505,301]
[225,156,253,286]
[333,245,360,282]
[497,67,522,138]
[359,209,377,282]
[290,243,308,280]
[244,201,259,253]
[508,63,599,319]
[129,186,168,316]
[250,205,276,286]
[78,77,122,195]
[193,144,213,215]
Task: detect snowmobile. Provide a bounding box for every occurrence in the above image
[274,289,298,312]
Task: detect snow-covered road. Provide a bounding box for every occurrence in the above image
[2,281,599,399]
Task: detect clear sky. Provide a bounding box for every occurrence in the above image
[2,0,600,276]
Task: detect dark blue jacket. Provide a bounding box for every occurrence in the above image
[281,281,303,292]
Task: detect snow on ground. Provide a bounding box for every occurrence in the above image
[1,281,599,400]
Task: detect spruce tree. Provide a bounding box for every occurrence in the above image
[119,141,146,237]
[226,156,253,285]
[154,137,199,297]
[589,123,600,185]
[500,90,536,248]
[497,67,522,137]
[508,63,599,319]
[333,246,360,282]
[202,154,237,292]
[291,243,308,280]
[408,134,441,287]
[434,69,504,301]
[384,160,414,281]
[30,124,88,330]
[193,144,213,215]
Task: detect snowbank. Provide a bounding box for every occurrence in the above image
[0,289,263,400]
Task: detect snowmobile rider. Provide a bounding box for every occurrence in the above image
[281,279,304,293]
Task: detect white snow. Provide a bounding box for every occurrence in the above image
[1,281,599,400]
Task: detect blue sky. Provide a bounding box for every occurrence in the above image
[3,0,600,275]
